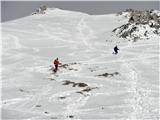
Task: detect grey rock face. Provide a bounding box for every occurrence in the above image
[32,5,47,15]
[128,10,159,24]
[113,9,160,41]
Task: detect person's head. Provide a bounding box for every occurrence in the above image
[56,58,58,60]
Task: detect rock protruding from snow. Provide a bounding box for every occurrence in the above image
[128,9,160,25]
[31,5,47,15]
[113,9,160,41]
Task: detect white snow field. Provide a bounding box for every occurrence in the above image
[1,8,159,120]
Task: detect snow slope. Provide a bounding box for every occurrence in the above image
[1,8,159,120]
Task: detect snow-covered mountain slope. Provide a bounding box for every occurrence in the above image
[2,8,159,120]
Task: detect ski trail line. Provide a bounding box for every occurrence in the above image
[77,17,96,50]
[119,43,151,119]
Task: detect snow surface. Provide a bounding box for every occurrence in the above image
[1,8,159,120]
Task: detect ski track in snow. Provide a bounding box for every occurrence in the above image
[77,17,94,50]
[2,10,159,120]
[119,43,157,119]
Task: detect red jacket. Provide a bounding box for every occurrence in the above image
[53,60,60,65]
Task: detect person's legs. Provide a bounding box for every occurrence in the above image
[115,50,118,54]
[54,64,58,72]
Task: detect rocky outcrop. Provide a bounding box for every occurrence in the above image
[128,10,160,25]
[32,5,47,15]
[113,9,160,41]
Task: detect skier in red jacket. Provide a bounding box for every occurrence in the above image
[53,58,61,72]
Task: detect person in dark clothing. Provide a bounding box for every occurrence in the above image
[53,58,61,72]
[113,45,119,54]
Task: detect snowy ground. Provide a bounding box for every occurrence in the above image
[1,8,159,120]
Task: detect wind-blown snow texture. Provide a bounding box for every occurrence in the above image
[2,8,159,120]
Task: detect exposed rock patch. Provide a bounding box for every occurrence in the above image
[32,5,47,15]
[97,72,119,77]
[35,105,42,107]
[19,89,29,93]
[81,87,98,92]
[62,80,98,96]
[73,83,88,87]
[58,96,66,99]
[59,64,69,69]
[62,80,88,87]
[76,87,98,96]
[76,91,87,96]
[59,62,80,71]
[50,117,58,119]
[67,115,74,118]
[49,78,55,81]
[113,9,160,41]
[62,80,75,86]
[44,111,49,114]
